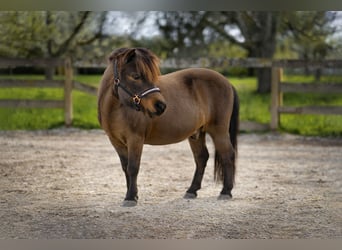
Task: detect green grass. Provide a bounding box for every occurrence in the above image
[232,77,270,124]
[279,75,342,136]
[232,75,342,136]
[0,74,342,136]
[0,74,101,130]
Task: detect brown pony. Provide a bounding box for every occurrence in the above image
[98,48,239,206]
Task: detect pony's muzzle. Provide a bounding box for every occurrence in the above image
[154,100,166,116]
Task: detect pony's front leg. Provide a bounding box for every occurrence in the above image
[113,145,129,191]
[122,139,144,207]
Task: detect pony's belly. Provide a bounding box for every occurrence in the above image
[144,136,188,145]
[144,127,200,145]
[145,109,206,145]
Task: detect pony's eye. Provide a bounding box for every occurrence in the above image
[131,74,141,80]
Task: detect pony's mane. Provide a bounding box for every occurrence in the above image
[109,47,160,83]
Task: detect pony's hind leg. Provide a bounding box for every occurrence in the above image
[211,133,236,200]
[184,131,209,199]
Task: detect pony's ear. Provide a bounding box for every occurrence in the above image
[108,48,128,62]
[108,51,115,62]
[108,54,115,62]
[125,48,136,64]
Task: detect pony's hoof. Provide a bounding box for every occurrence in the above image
[184,192,197,199]
[218,194,232,200]
[122,200,138,207]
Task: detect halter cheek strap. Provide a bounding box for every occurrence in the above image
[113,60,161,111]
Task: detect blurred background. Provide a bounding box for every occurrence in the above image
[0,11,341,135]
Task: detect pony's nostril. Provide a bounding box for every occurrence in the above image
[155,101,166,115]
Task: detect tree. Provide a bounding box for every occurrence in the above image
[0,11,108,78]
[154,11,337,93]
[205,12,279,93]
[155,11,279,92]
[280,11,337,80]
[156,11,212,58]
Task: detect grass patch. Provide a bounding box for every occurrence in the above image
[0,74,101,130]
[0,74,341,136]
[231,77,270,124]
[231,75,342,136]
[279,74,342,136]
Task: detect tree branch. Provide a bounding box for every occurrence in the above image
[77,12,108,46]
[204,17,245,48]
[53,11,90,57]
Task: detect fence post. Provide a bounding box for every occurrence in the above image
[64,57,73,127]
[270,67,282,130]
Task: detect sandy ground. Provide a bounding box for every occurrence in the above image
[0,128,341,239]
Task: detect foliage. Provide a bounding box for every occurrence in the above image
[1,11,339,63]
[0,11,109,60]
[153,11,339,93]
[155,12,212,58]
[1,11,339,79]
[152,11,339,60]
[280,12,336,60]
[129,36,172,60]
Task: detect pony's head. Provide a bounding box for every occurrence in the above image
[108,47,166,117]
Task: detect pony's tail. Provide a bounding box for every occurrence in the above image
[214,86,239,183]
[229,86,239,155]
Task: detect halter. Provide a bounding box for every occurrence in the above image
[113,60,161,111]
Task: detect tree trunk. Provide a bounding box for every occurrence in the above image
[315,68,322,82]
[257,68,272,93]
[244,12,279,93]
[45,67,55,80]
[247,43,272,92]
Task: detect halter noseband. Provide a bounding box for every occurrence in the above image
[113,60,161,111]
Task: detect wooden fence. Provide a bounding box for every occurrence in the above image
[1,57,341,129]
[270,61,342,130]
[0,58,97,126]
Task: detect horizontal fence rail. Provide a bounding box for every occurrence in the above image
[73,58,342,69]
[0,58,64,68]
[270,68,342,130]
[0,58,73,126]
[280,82,342,94]
[278,106,342,115]
[163,58,342,69]
[73,81,98,96]
[0,99,64,108]
[0,79,64,88]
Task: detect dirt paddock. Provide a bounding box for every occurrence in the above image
[0,129,341,239]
